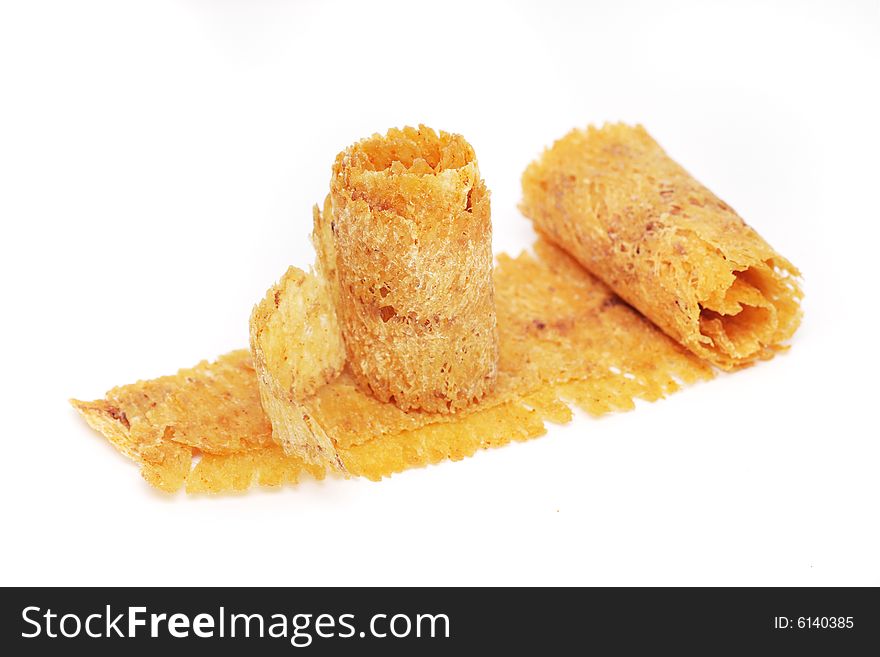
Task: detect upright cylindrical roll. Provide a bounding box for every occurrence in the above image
[521,124,802,369]
[324,125,498,413]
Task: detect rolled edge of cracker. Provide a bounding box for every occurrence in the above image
[249,266,347,472]
[521,123,802,369]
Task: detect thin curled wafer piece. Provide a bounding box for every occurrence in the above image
[327,125,499,413]
[249,266,346,472]
[73,239,713,493]
[521,123,803,369]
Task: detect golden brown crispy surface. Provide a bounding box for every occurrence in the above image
[521,123,803,369]
[305,239,710,449]
[327,125,499,413]
[249,266,346,471]
[250,266,345,401]
[188,445,326,495]
[72,239,712,494]
[71,351,271,492]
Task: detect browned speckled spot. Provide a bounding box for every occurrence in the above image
[106,405,130,429]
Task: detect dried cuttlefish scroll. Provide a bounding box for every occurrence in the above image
[72,240,714,494]
[326,125,499,413]
[249,266,346,472]
[521,123,803,369]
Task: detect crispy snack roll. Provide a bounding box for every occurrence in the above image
[326,126,499,412]
[521,124,803,369]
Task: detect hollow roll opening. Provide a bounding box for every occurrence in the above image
[347,125,476,174]
[698,266,780,363]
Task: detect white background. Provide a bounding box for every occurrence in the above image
[1,0,878,586]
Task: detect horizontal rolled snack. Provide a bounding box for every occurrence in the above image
[325,125,499,412]
[521,123,802,369]
[249,266,346,471]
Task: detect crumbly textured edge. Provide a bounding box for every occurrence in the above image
[70,351,273,493]
[249,266,346,472]
[521,123,803,369]
[327,125,499,413]
[72,239,713,493]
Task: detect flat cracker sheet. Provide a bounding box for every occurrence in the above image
[249,265,347,472]
[72,239,712,494]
